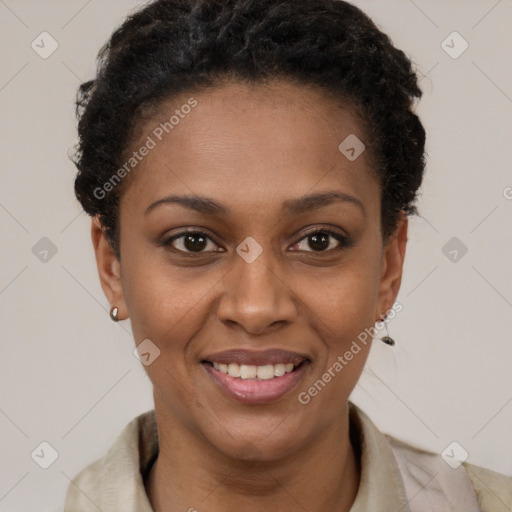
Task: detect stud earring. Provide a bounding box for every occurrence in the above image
[379,310,395,346]
[110,306,119,322]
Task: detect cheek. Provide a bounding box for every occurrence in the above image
[297,269,378,405]
[302,251,381,393]
[311,258,381,337]
[120,251,216,351]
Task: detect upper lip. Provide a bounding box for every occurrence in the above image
[202,348,310,366]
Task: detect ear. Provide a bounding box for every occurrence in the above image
[91,216,128,321]
[375,212,408,321]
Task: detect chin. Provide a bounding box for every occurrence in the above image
[201,412,312,463]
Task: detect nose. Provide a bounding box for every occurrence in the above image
[217,248,297,336]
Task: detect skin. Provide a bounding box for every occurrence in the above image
[92,80,407,511]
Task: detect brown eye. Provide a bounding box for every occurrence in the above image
[163,231,222,254]
[290,229,349,253]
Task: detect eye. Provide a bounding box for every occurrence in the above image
[162,230,223,254]
[289,229,349,253]
[162,228,350,255]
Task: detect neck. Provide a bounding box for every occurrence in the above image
[145,396,361,512]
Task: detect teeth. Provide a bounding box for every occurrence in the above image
[211,361,298,379]
[274,363,286,377]
[227,363,241,377]
[256,365,274,380]
[240,364,257,379]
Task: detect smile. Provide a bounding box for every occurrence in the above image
[201,349,310,404]
[211,361,296,380]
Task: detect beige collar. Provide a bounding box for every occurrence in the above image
[65,401,413,511]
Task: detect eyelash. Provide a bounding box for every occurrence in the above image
[161,228,350,255]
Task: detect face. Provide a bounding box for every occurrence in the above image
[93,80,407,461]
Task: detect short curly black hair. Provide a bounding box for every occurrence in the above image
[72,0,426,257]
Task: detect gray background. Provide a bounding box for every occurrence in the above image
[0,0,511,510]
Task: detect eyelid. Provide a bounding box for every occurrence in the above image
[298,226,348,240]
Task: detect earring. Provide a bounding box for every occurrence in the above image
[379,310,395,346]
[110,306,119,322]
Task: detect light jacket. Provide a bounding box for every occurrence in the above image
[64,401,512,511]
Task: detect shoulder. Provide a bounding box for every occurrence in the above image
[65,456,104,509]
[64,409,158,511]
[462,460,512,512]
[386,434,512,512]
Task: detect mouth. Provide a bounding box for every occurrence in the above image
[201,349,311,405]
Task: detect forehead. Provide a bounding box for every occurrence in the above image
[121,80,379,219]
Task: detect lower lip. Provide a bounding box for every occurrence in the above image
[203,362,309,405]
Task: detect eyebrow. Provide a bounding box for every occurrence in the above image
[144,191,365,217]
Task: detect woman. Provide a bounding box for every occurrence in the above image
[65,0,512,510]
